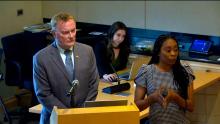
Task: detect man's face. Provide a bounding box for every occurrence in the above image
[54,19,76,49]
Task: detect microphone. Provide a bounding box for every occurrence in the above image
[102,83,130,94]
[161,89,168,97]
[102,64,131,94]
[66,80,79,96]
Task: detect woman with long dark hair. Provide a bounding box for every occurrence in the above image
[94,21,130,82]
[134,34,194,124]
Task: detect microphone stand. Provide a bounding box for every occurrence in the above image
[109,64,120,85]
[70,93,75,107]
[66,80,79,107]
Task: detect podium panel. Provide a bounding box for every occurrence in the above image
[50,101,139,124]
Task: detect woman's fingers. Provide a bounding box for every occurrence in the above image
[105,74,117,82]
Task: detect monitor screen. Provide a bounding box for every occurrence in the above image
[83,100,128,108]
[189,39,212,54]
[130,37,154,55]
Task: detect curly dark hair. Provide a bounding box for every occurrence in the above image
[149,34,189,99]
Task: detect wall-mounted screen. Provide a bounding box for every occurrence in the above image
[130,37,154,55]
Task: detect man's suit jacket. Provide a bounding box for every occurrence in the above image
[33,42,99,124]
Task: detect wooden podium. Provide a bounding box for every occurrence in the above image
[50,100,139,124]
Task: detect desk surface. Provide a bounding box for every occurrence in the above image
[29,79,149,119]
[29,70,220,119]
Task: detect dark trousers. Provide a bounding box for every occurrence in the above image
[140,117,150,124]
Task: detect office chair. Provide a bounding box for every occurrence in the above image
[0,96,12,124]
[1,32,35,123]
[1,31,53,100]
[1,31,53,123]
[0,48,13,124]
[1,33,27,87]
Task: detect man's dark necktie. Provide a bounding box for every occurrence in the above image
[64,50,74,81]
[64,50,75,107]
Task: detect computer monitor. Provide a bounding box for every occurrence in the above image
[83,100,128,108]
[189,39,212,55]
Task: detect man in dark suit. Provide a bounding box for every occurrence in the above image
[33,12,99,124]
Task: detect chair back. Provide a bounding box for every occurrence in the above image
[129,56,151,80]
[1,32,25,87]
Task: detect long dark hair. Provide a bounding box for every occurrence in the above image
[107,21,130,67]
[149,34,189,99]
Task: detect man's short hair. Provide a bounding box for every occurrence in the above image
[50,12,75,31]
